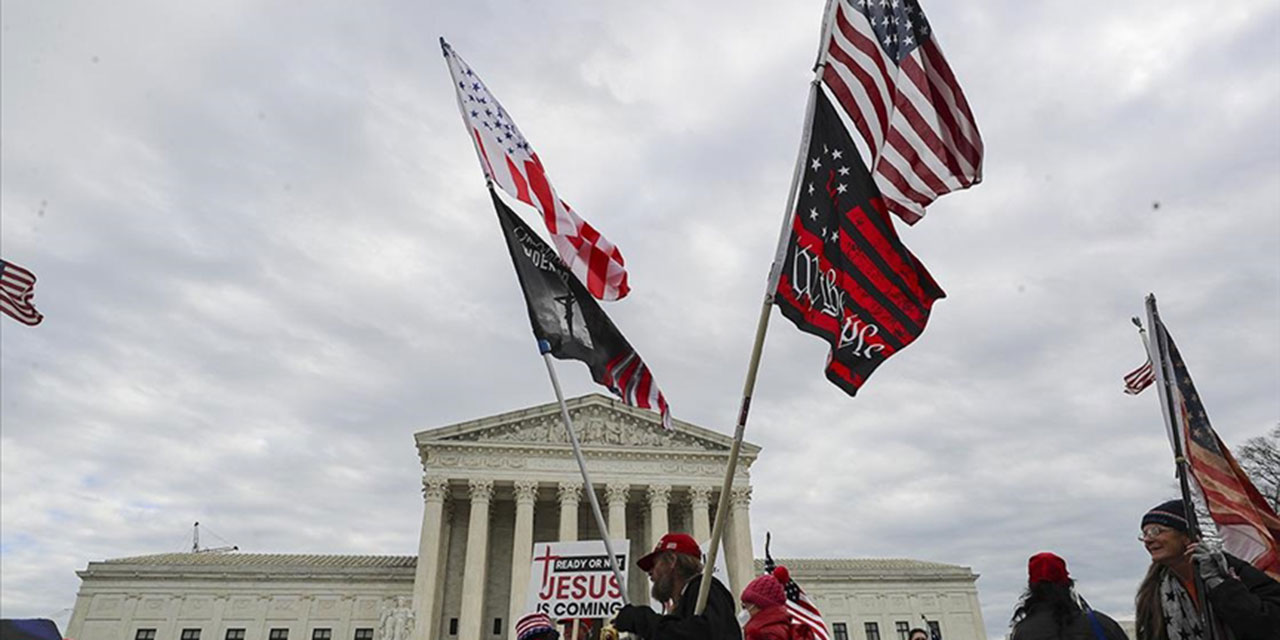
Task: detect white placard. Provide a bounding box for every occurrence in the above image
[526,539,630,620]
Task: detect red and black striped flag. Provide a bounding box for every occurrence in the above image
[774,88,944,395]
[1160,322,1280,579]
[491,188,670,427]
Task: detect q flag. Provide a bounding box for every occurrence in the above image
[773,88,944,395]
[491,189,670,428]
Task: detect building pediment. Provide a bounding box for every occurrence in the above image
[416,394,757,455]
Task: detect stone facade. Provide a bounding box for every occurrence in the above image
[65,554,415,640]
[65,394,988,640]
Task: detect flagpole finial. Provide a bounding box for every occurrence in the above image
[1131,316,1143,329]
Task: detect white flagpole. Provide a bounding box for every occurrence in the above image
[539,344,631,606]
[694,0,839,615]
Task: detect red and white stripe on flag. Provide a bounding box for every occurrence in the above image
[0,259,44,326]
[788,595,830,640]
[604,349,672,429]
[1124,359,1154,395]
[1185,424,1280,580]
[821,0,983,224]
[441,40,630,301]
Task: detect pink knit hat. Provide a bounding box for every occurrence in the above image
[741,573,786,608]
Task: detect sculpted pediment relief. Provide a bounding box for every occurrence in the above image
[426,398,733,452]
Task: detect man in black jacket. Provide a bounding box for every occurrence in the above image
[611,533,742,640]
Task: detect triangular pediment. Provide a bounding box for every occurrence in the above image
[417,394,756,454]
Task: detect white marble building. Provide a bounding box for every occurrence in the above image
[66,394,988,640]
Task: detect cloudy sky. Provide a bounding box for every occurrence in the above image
[2,1,1277,638]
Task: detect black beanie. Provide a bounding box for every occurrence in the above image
[1142,499,1189,533]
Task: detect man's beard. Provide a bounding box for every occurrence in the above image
[650,572,677,603]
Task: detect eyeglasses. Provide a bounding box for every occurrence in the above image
[1138,525,1171,541]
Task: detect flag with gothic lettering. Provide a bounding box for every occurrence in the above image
[491,189,671,427]
[773,89,944,395]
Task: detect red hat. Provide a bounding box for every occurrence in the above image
[637,533,701,571]
[741,573,786,608]
[1027,552,1070,585]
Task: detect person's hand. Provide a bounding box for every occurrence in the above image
[612,605,652,634]
[1189,542,1229,589]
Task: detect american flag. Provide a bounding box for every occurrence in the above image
[0,259,44,326]
[1123,357,1154,395]
[820,0,983,224]
[762,547,830,640]
[441,39,629,301]
[1160,322,1280,580]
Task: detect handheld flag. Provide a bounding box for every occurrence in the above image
[1153,316,1280,579]
[773,89,944,395]
[443,39,629,301]
[0,259,44,326]
[819,0,983,224]
[1123,357,1154,395]
[491,189,670,427]
[763,534,829,640]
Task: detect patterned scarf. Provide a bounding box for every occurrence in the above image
[1159,570,1212,640]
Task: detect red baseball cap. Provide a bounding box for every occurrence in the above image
[637,533,701,572]
[1027,552,1070,585]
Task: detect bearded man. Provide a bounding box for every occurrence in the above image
[611,533,742,640]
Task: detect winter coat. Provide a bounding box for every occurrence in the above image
[613,574,742,640]
[743,605,812,640]
[1009,605,1129,640]
[1205,554,1280,640]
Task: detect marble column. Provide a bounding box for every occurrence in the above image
[558,481,582,542]
[728,486,754,597]
[458,478,494,640]
[688,485,712,543]
[431,501,454,639]
[605,483,629,539]
[647,484,671,543]
[508,480,539,631]
[412,475,449,640]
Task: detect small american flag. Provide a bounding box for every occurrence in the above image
[441,39,630,301]
[763,538,829,640]
[1123,358,1154,395]
[0,259,44,326]
[820,0,983,224]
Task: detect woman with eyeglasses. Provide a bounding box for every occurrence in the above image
[1134,499,1280,640]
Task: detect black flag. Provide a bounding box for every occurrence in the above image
[773,88,945,395]
[492,188,670,426]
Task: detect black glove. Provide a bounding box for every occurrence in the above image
[1191,543,1229,589]
[612,605,652,633]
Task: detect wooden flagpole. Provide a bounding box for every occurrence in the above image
[539,345,631,606]
[694,0,839,615]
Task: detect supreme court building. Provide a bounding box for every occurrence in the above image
[67,395,988,640]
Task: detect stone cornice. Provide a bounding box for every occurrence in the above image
[415,394,761,460]
[755,558,978,582]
